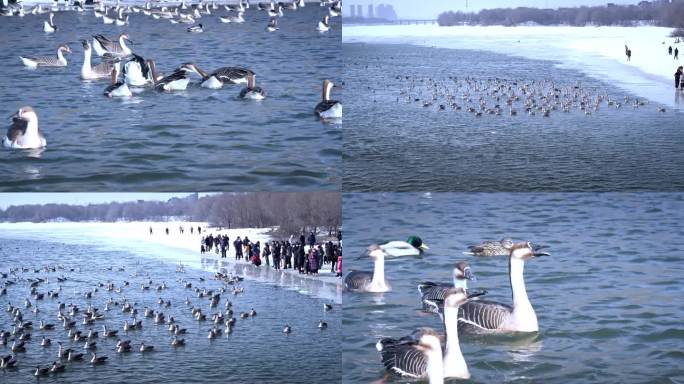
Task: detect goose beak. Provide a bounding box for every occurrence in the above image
[466,289,487,299]
[463,268,476,281]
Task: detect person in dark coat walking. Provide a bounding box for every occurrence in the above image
[263,243,271,267]
[234,237,243,260]
[284,242,292,269]
[297,244,306,274]
[676,66,683,89]
[675,47,680,60]
[308,231,316,248]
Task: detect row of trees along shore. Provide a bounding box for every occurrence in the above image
[0,192,341,237]
[437,0,684,34]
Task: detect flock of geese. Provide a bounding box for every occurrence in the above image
[0,263,334,377]
[391,76,669,118]
[2,0,342,149]
[345,237,550,383]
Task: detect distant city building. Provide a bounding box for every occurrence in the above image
[349,4,355,17]
[367,4,374,18]
[356,4,362,17]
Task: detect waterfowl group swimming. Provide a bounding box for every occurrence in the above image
[346,237,550,382]
[390,75,670,118]
[0,255,335,378]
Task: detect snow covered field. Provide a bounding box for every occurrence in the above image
[344,25,683,108]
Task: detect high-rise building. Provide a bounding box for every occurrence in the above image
[349,4,355,17]
[356,4,362,17]
[368,4,374,18]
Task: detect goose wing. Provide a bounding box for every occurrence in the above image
[92,61,114,75]
[458,299,512,331]
[93,34,114,50]
[212,67,252,83]
[315,100,339,114]
[157,70,187,86]
[344,270,372,291]
[377,337,427,378]
[6,118,27,141]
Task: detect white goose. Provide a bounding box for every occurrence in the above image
[344,245,390,292]
[103,63,132,98]
[123,54,153,86]
[43,12,56,33]
[315,79,342,119]
[316,15,330,32]
[81,40,113,80]
[3,106,46,149]
[239,73,266,100]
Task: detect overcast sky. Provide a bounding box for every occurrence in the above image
[349,0,645,19]
[0,193,197,210]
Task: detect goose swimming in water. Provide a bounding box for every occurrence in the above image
[20,44,71,68]
[316,15,330,32]
[376,328,444,383]
[266,17,279,32]
[344,245,390,292]
[147,59,190,92]
[180,62,253,88]
[90,352,107,364]
[81,40,113,80]
[318,320,327,329]
[457,242,549,334]
[103,63,132,98]
[315,79,342,119]
[43,12,56,33]
[139,342,154,352]
[50,361,65,373]
[123,54,155,86]
[239,73,266,100]
[35,366,50,376]
[92,33,133,57]
[465,238,548,257]
[283,325,291,333]
[187,23,203,33]
[3,106,46,149]
[378,288,484,381]
[380,236,428,257]
[418,262,477,313]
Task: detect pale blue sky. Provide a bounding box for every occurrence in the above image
[350,0,644,19]
[0,193,197,209]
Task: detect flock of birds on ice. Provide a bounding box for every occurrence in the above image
[345,236,550,383]
[0,263,334,377]
[389,75,670,119]
[2,0,343,150]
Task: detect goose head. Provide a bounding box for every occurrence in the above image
[506,241,550,260]
[453,262,475,282]
[11,106,37,122]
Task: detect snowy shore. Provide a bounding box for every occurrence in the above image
[344,25,683,108]
[0,221,342,302]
